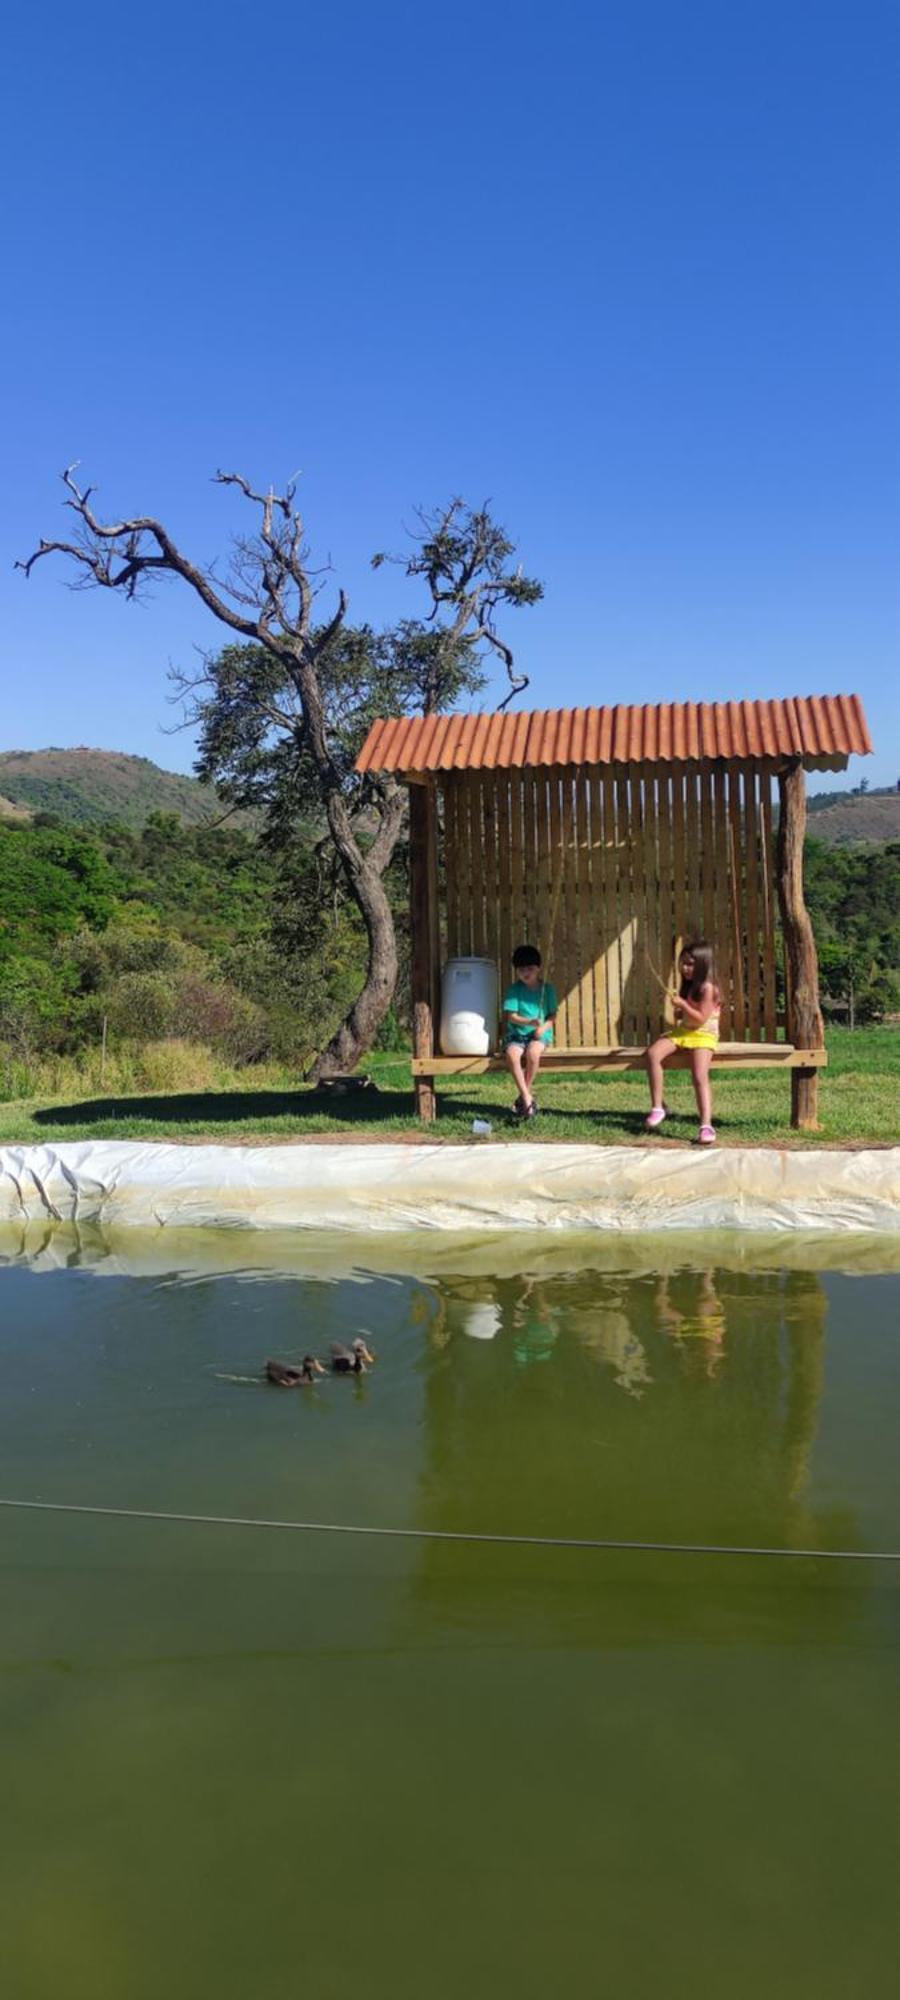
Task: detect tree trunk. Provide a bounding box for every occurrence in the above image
[281,652,405,1080]
[308,861,398,1078]
[306,785,405,1080]
[776,760,824,1129]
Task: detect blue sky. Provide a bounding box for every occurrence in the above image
[2,0,897,787]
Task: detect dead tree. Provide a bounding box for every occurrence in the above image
[18,471,540,1075]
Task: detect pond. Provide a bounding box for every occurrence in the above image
[1,1227,899,1999]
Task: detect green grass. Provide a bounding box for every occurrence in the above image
[0,1027,896,1148]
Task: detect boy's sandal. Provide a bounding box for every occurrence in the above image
[697,1124,717,1146]
[524,1102,538,1120]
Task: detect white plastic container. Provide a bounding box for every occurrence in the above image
[463,1301,502,1341]
[440,957,499,1056]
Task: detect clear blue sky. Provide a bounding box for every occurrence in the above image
[2,0,897,787]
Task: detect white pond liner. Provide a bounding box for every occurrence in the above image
[0,1141,897,1235]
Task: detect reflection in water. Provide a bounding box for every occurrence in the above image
[410,1263,845,1643]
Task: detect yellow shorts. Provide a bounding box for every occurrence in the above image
[668,1029,718,1052]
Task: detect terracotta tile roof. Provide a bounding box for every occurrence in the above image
[355,694,872,775]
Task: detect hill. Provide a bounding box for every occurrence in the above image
[0,792,31,822]
[806,788,900,846]
[0,748,235,830]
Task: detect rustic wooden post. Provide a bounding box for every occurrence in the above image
[776,759,824,1129]
[409,780,439,1122]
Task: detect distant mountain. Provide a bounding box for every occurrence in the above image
[806,787,900,846]
[0,748,243,831]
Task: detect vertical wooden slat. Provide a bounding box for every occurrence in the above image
[529,771,546,956]
[442,779,460,959]
[547,767,566,1043]
[605,769,623,1042]
[760,773,778,1040]
[509,772,526,960]
[727,766,747,1040]
[481,772,499,967]
[683,765,702,945]
[575,771,595,1044]
[698,762,716,952]
[656,767,674,1026]
[559,769,579,1044]
[496,772,512,998]
[472,773,485,958]
[628,765,650,1043]
[642,765,662,1044]
[712,765,733,1036]
[454,777,473,958]
[671,764,687,982]
[590,769,610,1043]
[744,769,762,1039]
[521,770,538,948]
[615,767,634,1041]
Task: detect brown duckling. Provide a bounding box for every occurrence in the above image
[330,1338,376,1375]
[265,1355,326,1387]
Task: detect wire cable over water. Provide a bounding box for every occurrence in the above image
[2,1496,900,1562]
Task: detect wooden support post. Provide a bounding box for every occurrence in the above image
[776,760,824,1129]
[409,781,439,1122]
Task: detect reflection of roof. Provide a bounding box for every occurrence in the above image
[356,693,872,776]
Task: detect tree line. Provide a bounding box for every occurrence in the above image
[1,808,896,1084]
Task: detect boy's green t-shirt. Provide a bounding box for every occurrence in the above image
[502,978,558,1035]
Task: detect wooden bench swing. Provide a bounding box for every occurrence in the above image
[355,694,872,1129]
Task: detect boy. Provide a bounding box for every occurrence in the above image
[502,944,557,1121]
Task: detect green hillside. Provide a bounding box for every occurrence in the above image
[0,748,232,829]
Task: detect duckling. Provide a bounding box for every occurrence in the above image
[265,1355,326,1387]
[330,1337,376,1375]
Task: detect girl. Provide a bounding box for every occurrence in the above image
[644,940,720,1145]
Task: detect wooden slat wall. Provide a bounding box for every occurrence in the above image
[436,762,780,1049]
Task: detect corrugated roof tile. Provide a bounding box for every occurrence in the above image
[355,694,872,776]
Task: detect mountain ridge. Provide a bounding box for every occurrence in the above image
[0,747,243,830]
[1,746,897,845]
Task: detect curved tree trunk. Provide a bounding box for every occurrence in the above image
[305,775,406,1080]
[308,845,398,1079]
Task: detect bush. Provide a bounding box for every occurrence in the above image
[129,1039,223,1093]
[0,955,73,1055]
[172,973,270,1063]
[102,971,175,1040]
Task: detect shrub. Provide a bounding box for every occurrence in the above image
[102,971,175,1040]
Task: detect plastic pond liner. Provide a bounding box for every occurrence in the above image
[0,1138,898,1233]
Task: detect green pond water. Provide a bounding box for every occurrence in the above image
[1,1228,900,1999]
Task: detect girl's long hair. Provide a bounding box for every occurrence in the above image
[679,940,717,1003]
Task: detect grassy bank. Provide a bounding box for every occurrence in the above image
[0,1027,896,1148]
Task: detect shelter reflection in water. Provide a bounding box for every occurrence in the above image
[409,1264,858,1646]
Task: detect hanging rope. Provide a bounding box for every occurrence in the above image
[1,1496,899,1563]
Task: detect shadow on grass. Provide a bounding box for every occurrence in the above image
[30,1087,720,1143]
[33,1088,417,1129]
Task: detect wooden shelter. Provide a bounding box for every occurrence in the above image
[355,693,872,1127]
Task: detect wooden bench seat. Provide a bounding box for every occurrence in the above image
[412,1043,827,1077]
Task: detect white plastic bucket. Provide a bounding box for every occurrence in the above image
[440,957,498,1056]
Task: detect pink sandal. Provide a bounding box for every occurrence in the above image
[645,1106,668,1131]
[698,1124,717,1146]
